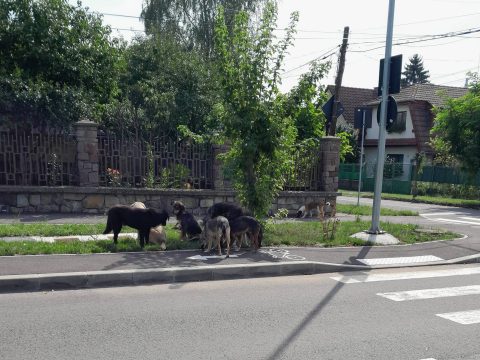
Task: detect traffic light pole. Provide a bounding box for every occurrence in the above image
[368,0,396,234]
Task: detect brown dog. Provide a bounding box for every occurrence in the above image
[103,205,169,248]
[229,216,262,251]
[200,216,231,257]
[171,200,202,241]
[131,202,167,250]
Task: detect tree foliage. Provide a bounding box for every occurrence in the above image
[214,2,299,216]
[431,84,480,175]
[281,60,330,141]
[102,35,220,138]
[401,54,430,88]
[0,0,123,126]
[141,0,266,57]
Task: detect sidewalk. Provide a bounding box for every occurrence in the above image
[1,212,480,293]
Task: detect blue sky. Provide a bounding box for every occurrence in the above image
[72,0,480,92]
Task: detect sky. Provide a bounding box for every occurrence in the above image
[72,0,480,92]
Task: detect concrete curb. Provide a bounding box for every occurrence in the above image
[2,255,480,293]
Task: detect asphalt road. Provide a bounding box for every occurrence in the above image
[2,263,480,360]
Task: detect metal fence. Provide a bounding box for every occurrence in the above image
[97,131,215,189]
[0,124,78,186]
[340,163,480,195]
[0,124,328,191]
[284,147,323,191]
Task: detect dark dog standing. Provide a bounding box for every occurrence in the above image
[171,201,202,241]
[229,216,263,250]
[207,202,245,222]
[103,205,169,248]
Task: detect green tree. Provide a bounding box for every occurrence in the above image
[281,60,331,141]
[401,54,430,88]
[102,35,220,138]
[214,2,298,216]
[431,84,480,175]
[141,0,266,57]
[0,0,123,126]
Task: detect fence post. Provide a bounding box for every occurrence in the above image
[74,120,99,187]
[318,136,340,192]
[212,144,231,190]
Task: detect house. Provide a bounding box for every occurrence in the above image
[329,83,468,165]
[362,83,468,167]
[326,85,377,130]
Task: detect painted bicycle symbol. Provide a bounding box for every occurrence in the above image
[259,248,306,261]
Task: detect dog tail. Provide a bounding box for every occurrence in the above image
[103,218,112,235]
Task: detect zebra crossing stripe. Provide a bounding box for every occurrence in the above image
[434,218,480,225]
[436,309,480,325]
[377,285,480,302]
[331,266,480,284]
[356,255,443,266]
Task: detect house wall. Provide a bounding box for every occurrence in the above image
[366,103,414,140]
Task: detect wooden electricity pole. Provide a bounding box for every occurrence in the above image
[328,26,349,136]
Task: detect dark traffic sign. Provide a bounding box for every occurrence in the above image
[377,95,398,131]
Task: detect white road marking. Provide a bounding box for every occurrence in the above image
[378,285,480,302]
[434,218,480,225]
[187,253,244,260]
[420,212,457,216]
[331,266,480,284]
[436,309,480,325]
[460,217,480,222]
[356,255,443,266]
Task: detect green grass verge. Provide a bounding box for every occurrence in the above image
[340,190,480,209]
[0,221,459,256]
[336,203,417,216]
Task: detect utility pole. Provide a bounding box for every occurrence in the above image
[328,26,349,136]
[368,0,396,234]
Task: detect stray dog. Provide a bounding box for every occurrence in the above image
[229,216,263,251]
[131,202,167,250]
[200,216,231,257]
[103,205,169,248]
[296,201,334,219]
[207,202,244,222]
[171,200,202,241]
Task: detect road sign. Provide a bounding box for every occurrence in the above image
[354,107,372,129]
[376,95,397,131]
[321,96,345,120]
[378,54,402,96]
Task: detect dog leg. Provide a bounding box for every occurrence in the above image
[139,231,146,248]
[217,236,222,256]
[145,230,150,245]
[225,230,230,258]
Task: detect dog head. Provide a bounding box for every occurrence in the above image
[171,201,186,216]
[296,205,305,218]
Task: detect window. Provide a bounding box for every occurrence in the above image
[387,111,406,133]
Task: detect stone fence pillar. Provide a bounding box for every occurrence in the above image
[212,144,231,190]
[318,136,340,192]
[74,120,99,187]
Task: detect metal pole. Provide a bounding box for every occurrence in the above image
[369,0,396,234]
[357,110,366,207]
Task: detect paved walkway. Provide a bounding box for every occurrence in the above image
[1,202,480,293]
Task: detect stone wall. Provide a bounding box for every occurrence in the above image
[0,186,338,217]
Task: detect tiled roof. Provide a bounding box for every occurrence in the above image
[327,85,377,126]
[366,83,468,107]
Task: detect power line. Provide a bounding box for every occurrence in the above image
[281,45,339,75]
[349,27,480,53]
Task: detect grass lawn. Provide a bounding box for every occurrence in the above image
[336,203,417,216]
[340,190,480,209]
[0,221,459,256]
